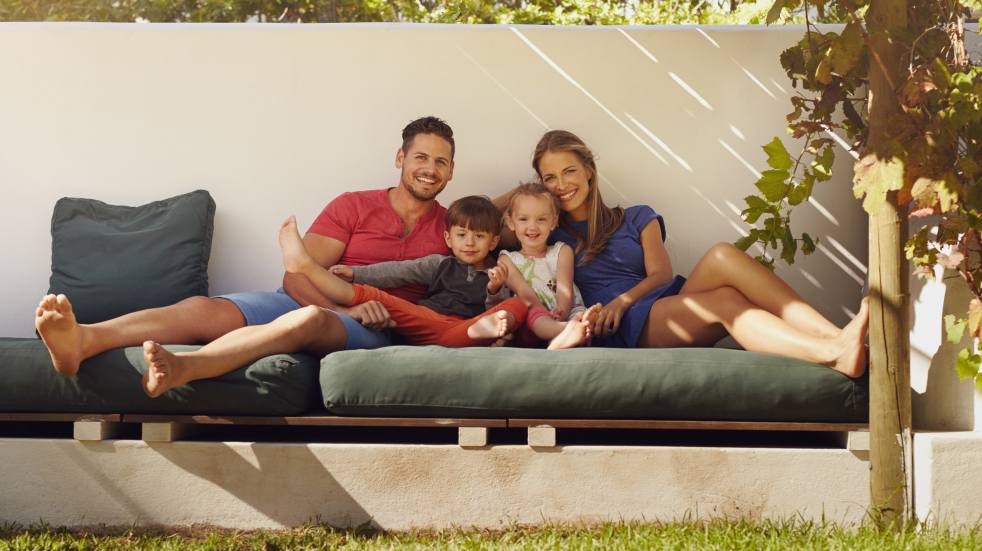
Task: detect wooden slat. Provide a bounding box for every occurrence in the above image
[122,414,507,428]
[0,413,121,423]
[507,419,868,432]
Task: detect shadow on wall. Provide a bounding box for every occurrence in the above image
[147,441,373,528]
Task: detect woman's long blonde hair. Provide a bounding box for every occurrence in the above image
[532,130,624,266]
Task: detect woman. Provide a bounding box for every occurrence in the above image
[530,130,868,377]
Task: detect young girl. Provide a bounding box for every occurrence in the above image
[495,182,600,350]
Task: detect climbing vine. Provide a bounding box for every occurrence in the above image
[738,0,982,387]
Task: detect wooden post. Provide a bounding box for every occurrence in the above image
[866,0,912,528]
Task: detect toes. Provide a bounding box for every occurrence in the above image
[55,294,72,314]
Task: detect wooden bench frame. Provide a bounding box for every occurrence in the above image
[0,412,869,448]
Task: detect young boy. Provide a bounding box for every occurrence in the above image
[279,195,528,347]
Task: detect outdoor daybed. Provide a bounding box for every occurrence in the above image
[0,189,868,442]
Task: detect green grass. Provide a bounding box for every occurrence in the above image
[2,520,982,550]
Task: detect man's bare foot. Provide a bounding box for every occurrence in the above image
[467,310,516,341]
[142,341,190,398]
[831,297,870,378]
[279,216,315,275]
[547,304,600,350]
[35,294,86,377]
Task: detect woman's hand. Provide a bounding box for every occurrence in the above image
[329,264,354,282]
[594,297,631,338]
[487,264,509,295]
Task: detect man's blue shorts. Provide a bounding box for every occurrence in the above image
[215,288,391,350]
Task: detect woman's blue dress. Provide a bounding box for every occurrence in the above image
[551,205,686,348]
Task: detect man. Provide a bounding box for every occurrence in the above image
[35,116,456,391]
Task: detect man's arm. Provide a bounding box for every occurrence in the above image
[282,232,348,310]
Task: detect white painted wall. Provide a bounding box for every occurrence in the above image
[0,23,868,339]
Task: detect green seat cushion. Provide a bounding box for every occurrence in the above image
[0,339,319,415]
[320,346,868,422]
[47,190,215,324]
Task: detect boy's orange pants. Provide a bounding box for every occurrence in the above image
[352,284,528,347]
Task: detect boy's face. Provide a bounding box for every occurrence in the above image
[444,225,500,267]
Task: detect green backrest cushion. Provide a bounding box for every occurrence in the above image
[320,346,868,422]
[0,339,320,415]
[47,190,215,324]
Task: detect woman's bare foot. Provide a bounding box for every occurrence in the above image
[35,294,87,377]
[467,310,516,340]
[279,216,315,275]
[547,304,600,350]
[142,341,190,398]
[831,298,870,378]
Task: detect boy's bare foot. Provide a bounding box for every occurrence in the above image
[279,216,315,275]
[831,297,870,378]
[142,341,190,398]
[467,310,516,341]
[35,294,86,377]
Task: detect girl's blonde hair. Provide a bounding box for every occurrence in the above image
[532,130,624,265]
[504,181,560,218]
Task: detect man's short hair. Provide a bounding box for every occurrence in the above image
[446,195,502,235]
[402,116,455,159]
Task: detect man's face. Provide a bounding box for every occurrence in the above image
[395,133,454,201]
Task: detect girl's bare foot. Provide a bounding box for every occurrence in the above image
[279,216,315,275]
[831,298,870,378]
[467,310,516,340]
[547,304,600,350]
[142,341,190,398]
[35,294,86,377]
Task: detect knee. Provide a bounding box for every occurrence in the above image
[707,242,742,263]
[291,305,341,334]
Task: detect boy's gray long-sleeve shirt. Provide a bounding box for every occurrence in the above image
[351,254,507,319]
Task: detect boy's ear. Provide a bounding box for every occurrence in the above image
[490,235,501,250]
[444,230,452,249]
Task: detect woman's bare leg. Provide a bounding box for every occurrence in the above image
[639,286,870,377]
[681,243,843,338]
[36,294,247,377]
[142,305,346,397]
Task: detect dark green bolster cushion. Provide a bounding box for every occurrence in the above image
[320,346,868,422]
[0,339,319,415]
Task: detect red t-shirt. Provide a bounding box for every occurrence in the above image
[308,189,449,303]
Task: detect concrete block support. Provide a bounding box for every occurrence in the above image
[914,432,982,524]
[457,427,487,448]
[0,439,870,529]
[73,421,124,441]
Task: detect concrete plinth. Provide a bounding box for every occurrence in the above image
[914,432,982,525]
[0,438,869,529]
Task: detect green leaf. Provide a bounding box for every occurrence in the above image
[780,226,797,265]
[765,0,789,25]
[946,314,968,344]
[735,233,757,251]
[812,147,835,182]
[829,21,864,77]
[801,233,816,255]
[956,348,981,381]
[788,172,815,206]
[976,376,982,395]
[853,154,905,214]
[763,137,793,171]
[756,170,790,202]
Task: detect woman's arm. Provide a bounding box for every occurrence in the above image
[594,221,675,337]
[553,244,575,318]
